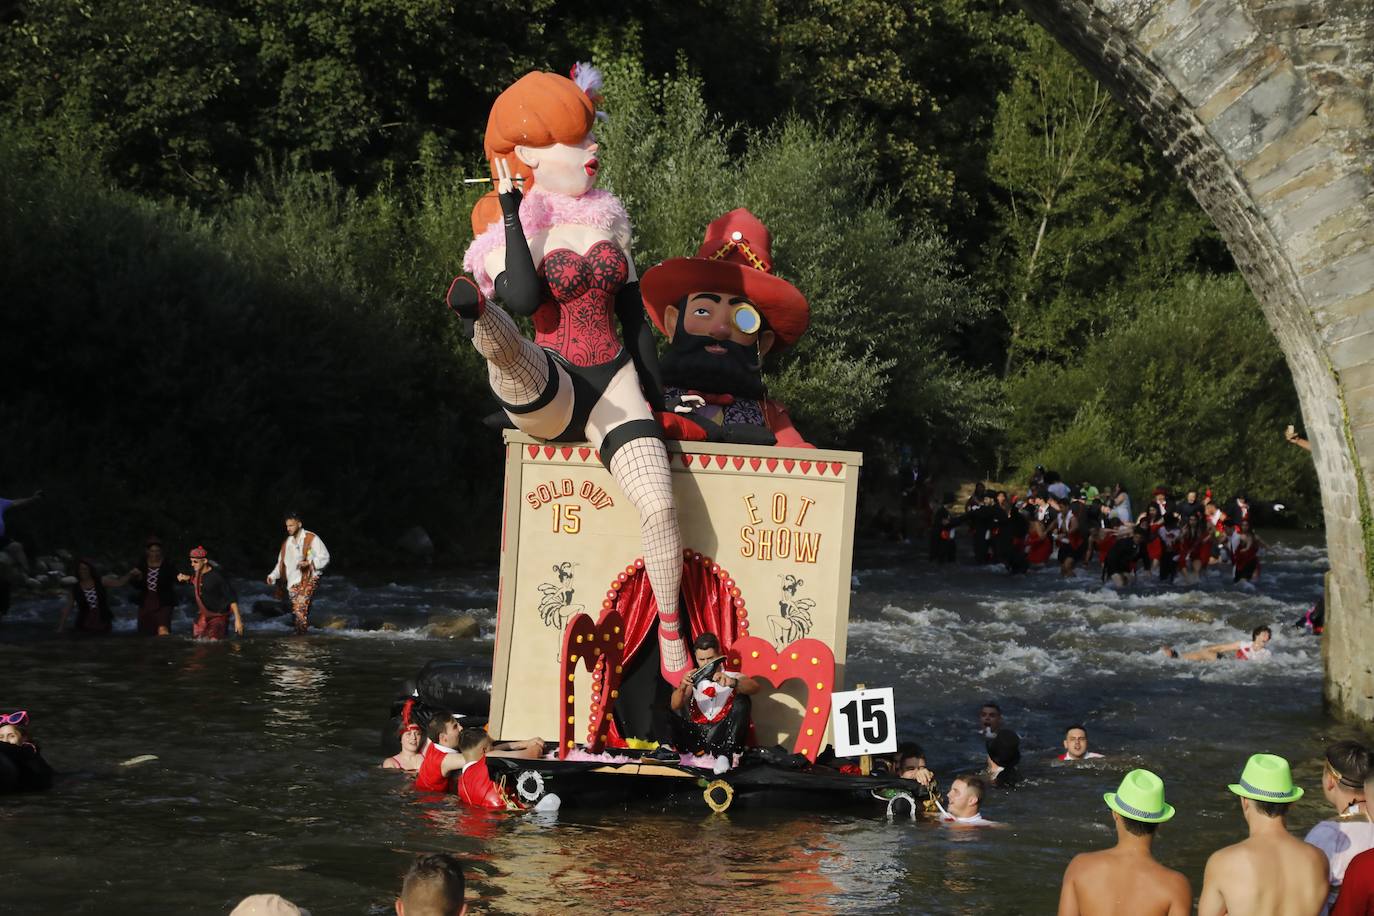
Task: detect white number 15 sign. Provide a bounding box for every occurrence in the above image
[830,687,897,757]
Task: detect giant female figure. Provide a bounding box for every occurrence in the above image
[446,69,690,682]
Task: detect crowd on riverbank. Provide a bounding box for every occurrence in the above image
[931,471,1278,587]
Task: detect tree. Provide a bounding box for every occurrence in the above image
[1004,273,1319,515]
[985,24,1145,376]
[598,55,997,446]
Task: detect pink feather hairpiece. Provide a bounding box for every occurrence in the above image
[569,61,609,122]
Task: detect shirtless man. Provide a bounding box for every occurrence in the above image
[1058,769,1190,915]
[1198,753,1329,916]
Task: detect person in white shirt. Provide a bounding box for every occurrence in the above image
[1058,724,1106,761]
[940,774,998,826]
[266,511,330,635]
[1305,740,1374,912]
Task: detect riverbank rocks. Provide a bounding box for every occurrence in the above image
[396,526,434,563]
[252,600,288,618]
[0,553,25,587]
[35,556,65,575]
[427,615,480,639]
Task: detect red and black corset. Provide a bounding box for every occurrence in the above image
[533,240,628,368]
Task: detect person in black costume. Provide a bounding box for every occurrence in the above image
[667,634,760,772]
[0,711,53,793]
[985,729,1022,788]
[1103,528,1148,587]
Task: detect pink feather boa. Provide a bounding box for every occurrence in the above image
[462,187,630,297]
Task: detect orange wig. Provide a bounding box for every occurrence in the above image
[470,71,596,235]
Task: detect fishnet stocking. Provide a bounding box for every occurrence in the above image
[608,436,689,678]
[471,303,549,406]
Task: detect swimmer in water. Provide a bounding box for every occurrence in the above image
[382,722,425,773]
[887,742,936,787]
[1161,625,1272,662]
[0,710,53,792]
[978,700,1003,739]
[938,774,999,826]
[1058,724,1106,761]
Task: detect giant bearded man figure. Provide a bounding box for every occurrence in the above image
[444,67,692,683]
[641,209,813,448]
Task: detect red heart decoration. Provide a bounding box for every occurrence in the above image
[749,457,762,471]
[715,456,728,469]
[578,447,592,461]
[799,461,813,474]
[703,685,717,698]
[527,445,540,459]
[817,463,828,475]
[730,636,835,762]
[681,454,694,467]
[732,456,745,470]
[559,611,625,758]
[830,462,844,475]
[560,447,574,461]
[543,446,556,459]
[766,458,778,472]
[783,459,795,473]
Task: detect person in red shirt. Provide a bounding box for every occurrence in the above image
[456,729,525,811]
[640,210,814,449]
[1333,769,1374,915]
[415,715,546,793]
[414,716,466,793]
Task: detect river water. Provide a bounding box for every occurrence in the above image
[0,534,1363,914]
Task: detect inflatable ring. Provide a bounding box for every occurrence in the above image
[703,779,734,813]
[516,770,546,803]
[885,791,918,821]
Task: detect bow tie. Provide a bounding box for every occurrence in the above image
[684,390,736,406]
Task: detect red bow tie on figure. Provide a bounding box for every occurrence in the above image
[682,390,735,407]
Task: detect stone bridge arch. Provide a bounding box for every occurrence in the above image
[1016,0,1373,717]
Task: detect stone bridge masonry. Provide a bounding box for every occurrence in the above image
[1016,0,1374,718]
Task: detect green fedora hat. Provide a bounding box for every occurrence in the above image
[1228,753,1304,803]
[1104,769,1176,823]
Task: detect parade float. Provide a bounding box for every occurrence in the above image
[392,65,916,814]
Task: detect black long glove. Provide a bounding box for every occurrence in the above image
[492,189,541,316]
[615,280,665,412]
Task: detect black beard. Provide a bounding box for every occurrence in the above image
[660,331,767,399]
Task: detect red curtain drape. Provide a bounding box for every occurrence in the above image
[596,553,747,662]
[598,553,749,747]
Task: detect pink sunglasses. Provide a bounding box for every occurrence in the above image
[0,711,28,726]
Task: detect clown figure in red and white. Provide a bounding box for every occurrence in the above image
[641,209,814,449]
[667,633,761,773]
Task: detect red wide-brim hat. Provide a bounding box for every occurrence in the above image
[641,209,810,350]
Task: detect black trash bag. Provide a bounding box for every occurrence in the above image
[381,660,493,753]
[742,744,810,769]
[0,742,53,793]
[414,659,492,716]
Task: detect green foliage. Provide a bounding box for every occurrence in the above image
[0,0,548,199]
[0,129,495,562]
[1005,274,1319,515]
[598,57,997,445]
[1031,397,1151,499]
[0,0,1327,557]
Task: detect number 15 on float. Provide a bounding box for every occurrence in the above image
[830,687,897,757]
